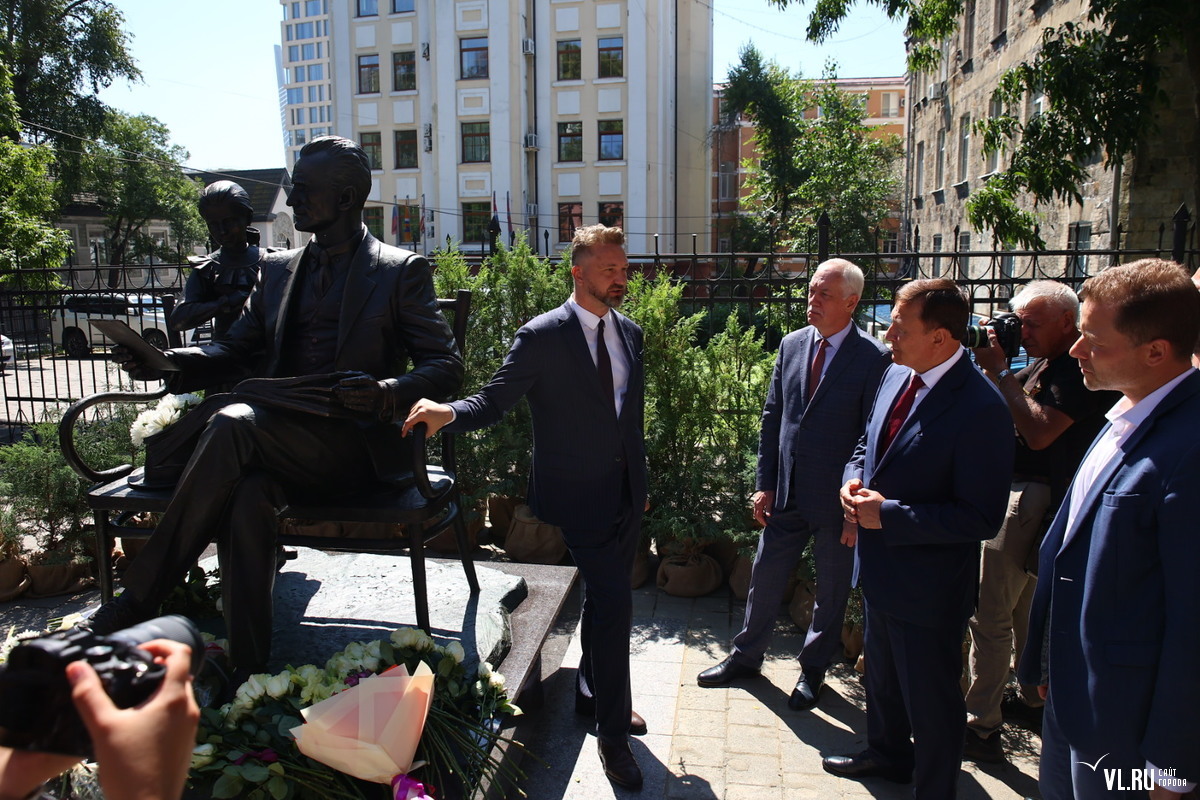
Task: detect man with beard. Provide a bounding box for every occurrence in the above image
[403,224,649,790]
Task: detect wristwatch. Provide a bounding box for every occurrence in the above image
[996,368,1012,381]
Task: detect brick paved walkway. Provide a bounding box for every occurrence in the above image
[517,583,1041,800]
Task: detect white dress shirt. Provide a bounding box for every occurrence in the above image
[568,297,630,416]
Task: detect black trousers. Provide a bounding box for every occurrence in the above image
[561,501,641,744]
[862,599,968,800]
[123,402,376,669]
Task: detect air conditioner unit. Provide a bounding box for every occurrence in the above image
[521,38,536,56]
[422,123,433,153]
[425,209,435,223]
[525,203,538,217]
[929,81,945,100]
[523,133,539,149]
[421,43,430,60]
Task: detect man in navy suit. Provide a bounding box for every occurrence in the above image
[403,225,649,790]
[697,259,889,711]
[825,279,1013,799]
[1019,259,1200,799]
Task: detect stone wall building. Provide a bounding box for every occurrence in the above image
[904,0,1197,280]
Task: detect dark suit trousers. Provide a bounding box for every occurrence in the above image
[564,502,640,745]
[732,507,852,674]
[122,402,376,669]
[863,599,967,800]
[1040,688,1152,800]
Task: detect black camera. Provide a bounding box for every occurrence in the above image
[0,614,203,758]
[963,311,1022,360]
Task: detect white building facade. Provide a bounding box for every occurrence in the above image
[277,0,712,255]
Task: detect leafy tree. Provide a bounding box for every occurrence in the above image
[82,111,206,266]
[767,0,1200,247]
[0,64,72,286]
[721,46,902,253]
[0,0,140,198]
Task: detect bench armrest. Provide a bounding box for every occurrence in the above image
[58,387,169,484]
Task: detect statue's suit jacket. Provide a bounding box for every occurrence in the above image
[1019,369,1200,783]
[844,353,1014,625]
[166,231,464,482]
[757,324,890,531]
[445,302,647,531]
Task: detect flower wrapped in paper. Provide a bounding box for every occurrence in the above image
[290,661,434,786]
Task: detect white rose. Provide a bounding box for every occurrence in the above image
[265,673,291,699]
[489,671,506,690]
[446,641,465,664]
[191,743,216,769]
[391,628,420,650]
[477,661,493,679]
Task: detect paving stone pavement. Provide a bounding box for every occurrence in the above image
[516,582,1042,800]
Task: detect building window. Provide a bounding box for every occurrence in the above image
[461,121,490,163]
[557,121,583,162]
[307,85,324,102]
[357,54,380,93]
[392,0,414,11]
[293,128,307,146]
[598,120,623,160]
[914,141,925,197]
[599,202,624,230]
[356,0,377,16]
[1027,86,1046,121]
[718,161,737,200]
[305,0,324,15]
[462,202,490,242]
[394,130,417,168]
[308,64,324,81]
[935,129,946,188]
[931,234,943,277]
[881,91,900,118]
[957,114,971,183]
[460,37,488,79]
[361,132,382,169]
[288,45,300,62]
[286,87,304,105]
[962,0,975,62]
[957,230,972,279]
[363,206,384,239]
[1067,222,1092,278]
[294,21,315,39]
[882,229,899,253]
[392,51,415,91]
[986,97,1003,174]
[598,37,624,78]
[557,39,581,81]
[994,0,1009,36]
[558,202,583,242]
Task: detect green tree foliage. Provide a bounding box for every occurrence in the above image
[767,0,1200,247]
[0,64,72,285]
[83,111,206,265]
[0,0,140,197]
[721,46,902,253]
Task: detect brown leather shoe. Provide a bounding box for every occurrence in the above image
[598,739,643,791]
[575,691,648,735]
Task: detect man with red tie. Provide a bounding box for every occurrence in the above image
[402,225,649,791]
[826,279,1014,799]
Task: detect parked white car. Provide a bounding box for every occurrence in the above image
[48,294,173,358]
[1,334,14,372]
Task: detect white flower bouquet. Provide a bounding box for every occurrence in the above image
[130,393,204,446]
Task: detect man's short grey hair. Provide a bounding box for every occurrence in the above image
[814,258,865,298]
[1010,280,1080,320]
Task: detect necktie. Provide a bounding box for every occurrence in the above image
[314,247,333,296]
[807,337,828,402]
[596,318,615,411]
[879,373,925,456]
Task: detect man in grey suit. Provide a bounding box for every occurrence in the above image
[697,259,890,710]
[403,225,649,790]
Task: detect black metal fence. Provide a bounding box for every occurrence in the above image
[2,206,1196,426]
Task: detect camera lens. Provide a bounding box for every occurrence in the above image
[108,615,205,677]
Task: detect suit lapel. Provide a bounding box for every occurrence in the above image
[559,304,605,396]
[613,311,641,420]
[337,234,379,359]
[875,355,965,473]
[795,329,816,409]
[268,248,305,372]
[867,366,908,476]
[807,326,861,409]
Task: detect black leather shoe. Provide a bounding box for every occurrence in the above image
[788,671,824,711]
[598,739,643,791]
[1001,690,1044,733]
[963,728,1005,763]
[696,655,760,687]
[76,592,155,636]
[575,691,648,735]
[822,751,913,783]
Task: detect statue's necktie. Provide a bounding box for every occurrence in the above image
[315,248,333,296]
[879,373,925,456]
[597,318,615,411]
[807,337,828,402]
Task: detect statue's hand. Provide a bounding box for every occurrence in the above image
[333,373,387,417]
[112,344,166,382]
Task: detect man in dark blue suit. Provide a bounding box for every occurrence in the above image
[1019,259,1200,799]
[403,225,649,790]
[825,279,1014,799]
[697,259,890,711]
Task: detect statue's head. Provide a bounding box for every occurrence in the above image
[198,181,254,250]
[287,136,371,234]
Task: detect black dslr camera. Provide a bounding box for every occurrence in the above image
[963,311,1023,360]
[0,615,203,758]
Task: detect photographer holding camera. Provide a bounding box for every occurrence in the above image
[0,637,199,800]
[963,280,1117,762]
